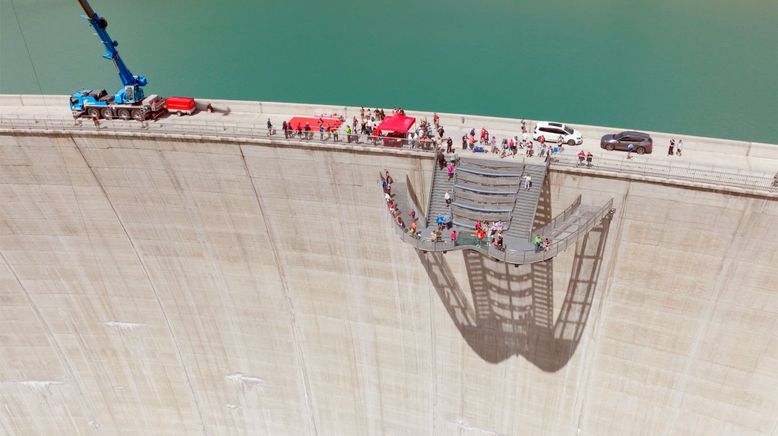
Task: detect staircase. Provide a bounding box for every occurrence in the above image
[450,157,523,230]
[426,158,456,228]
[503,162,548,242]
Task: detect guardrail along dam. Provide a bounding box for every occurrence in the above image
[0,98,777,436]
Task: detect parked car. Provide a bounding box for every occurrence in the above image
[533,121,583,145]
[532,121,583,145]
[165,96,196,116]
[600,131,653,154]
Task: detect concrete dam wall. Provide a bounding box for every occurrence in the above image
[0,132,776,435]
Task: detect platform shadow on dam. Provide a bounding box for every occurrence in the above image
[417,217,611,371]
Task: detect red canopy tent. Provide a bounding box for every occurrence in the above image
[287,116,343,131]
[376,114,416,134]
[375,114,416,147]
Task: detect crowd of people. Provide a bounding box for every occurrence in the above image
[382,169,418,237]
[264,106,582,166]
[380,167,561,255]
[474,220,506,250]
[273,106,456,150]
[457,126,568,163]
[280,118,341,141]
[430,212,453,242]
[405,113,450,150]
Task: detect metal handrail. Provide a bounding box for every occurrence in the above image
[390,194,614,264]
[455,171,523,188]
[498,198,614,264]
[1,115,774,193]
[453,184,516,195]
[458,156,527,170]
[453,190,517,207]
[0,115,441,154]
[532,194,582,236]
[456,166,523,177]
[451,202,512,213]
[551,153,776,192]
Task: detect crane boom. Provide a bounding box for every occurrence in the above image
[77,0,146,102]
[69,0,167,121]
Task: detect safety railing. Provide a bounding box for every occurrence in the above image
[495,198,614,264]
[552,153,777,193]
[455,171,523,188]
[532,194,582,237]
[393,221,456,251]
[0,115,440,154]
[2,115,775,193]
[453,189,517,207]
[391,193,614,264]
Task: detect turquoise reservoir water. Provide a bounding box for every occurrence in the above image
[2,0,776,143]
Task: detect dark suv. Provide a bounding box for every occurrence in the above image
[600,131,653,154]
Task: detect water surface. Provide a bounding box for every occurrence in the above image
[1,0,776,143]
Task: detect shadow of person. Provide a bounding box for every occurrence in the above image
[418,216,612,371]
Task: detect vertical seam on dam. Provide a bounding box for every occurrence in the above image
[0,249,90,434]
[71,138,209,435]
[239,145,319,436]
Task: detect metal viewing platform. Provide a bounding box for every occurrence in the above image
[386,156,615,265]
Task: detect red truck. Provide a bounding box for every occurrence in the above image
[165,96,196,116]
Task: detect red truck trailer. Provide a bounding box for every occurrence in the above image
[165,96,196,116]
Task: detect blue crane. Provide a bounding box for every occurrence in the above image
[77,0,146,103]
[70,0,165,120]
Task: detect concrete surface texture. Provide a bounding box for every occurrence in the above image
[0,130,776,436]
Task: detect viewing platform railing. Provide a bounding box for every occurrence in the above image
[531,194,582,237]
[391,188,614,265]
